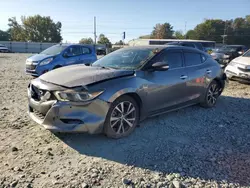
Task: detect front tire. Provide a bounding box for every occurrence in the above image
[104,95,139,139]
[201,80,221,108]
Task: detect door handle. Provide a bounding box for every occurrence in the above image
[206,70,212,74]
[180,75,188,79]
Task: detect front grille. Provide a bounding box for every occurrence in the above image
[29,84,56,102]
[33,109,46,120]
[26,64,37,70]
[238,67,250,72]
[31,85,45,101]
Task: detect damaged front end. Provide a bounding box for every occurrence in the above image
[27,78,110,133]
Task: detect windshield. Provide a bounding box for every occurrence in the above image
[92,48,157,70]
[243,50,250,57]
[40,45,67,55]
[216,46,238,53]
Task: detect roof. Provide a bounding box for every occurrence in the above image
[225,45,246,47]
[119,45,206,54]
[128,39,216,43]
[55,43,96,48]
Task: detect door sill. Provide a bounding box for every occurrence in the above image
[148,101,198,118]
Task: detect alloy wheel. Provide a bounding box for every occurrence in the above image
[110,101,136,135]
[207,83,219,105]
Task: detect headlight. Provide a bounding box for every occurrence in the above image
[26,59,32,64]
[40,57,54,66]
[223,54,230,58]
[54,90,104,102]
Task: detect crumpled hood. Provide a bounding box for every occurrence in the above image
[39,65,135,88]
[232,56,250,65]
[27,53,55,62]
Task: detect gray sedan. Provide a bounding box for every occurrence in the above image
[27,46,227,138]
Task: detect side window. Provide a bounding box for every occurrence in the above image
[154,51,183,69]
[82,47,91,55]
[237,47,242,52]
[184,52,202,66]
[66,46,82,56]
[195,43,204,51]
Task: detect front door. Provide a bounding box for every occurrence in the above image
[143,49,189,115]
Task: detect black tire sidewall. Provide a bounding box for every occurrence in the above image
[104,95,139,139]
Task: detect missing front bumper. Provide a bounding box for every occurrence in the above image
[28,98,110,134]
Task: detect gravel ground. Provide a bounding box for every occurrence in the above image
[0,53,250,188]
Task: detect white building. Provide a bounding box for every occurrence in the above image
[128,39,216,48]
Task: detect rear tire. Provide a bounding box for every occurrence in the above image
[104,95,139,139]
[200,80,221,108]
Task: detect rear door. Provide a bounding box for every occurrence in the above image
[79,46,96,65]
[64,45,82,66]
[183,49,210,102]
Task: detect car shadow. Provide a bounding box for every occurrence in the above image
[55,95,250,186]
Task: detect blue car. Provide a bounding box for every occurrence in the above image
[25,44,97,76]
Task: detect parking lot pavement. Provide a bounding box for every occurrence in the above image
[0,53,250,188]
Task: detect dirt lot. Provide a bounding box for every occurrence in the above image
[0,53,250,188]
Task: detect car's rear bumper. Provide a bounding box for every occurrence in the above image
[28,96,110,133]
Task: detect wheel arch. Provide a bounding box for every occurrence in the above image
[107,89,143,119]
[53,65,62,69]
[213,73,227,94]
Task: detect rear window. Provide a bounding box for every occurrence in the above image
[82,47,91,54]
[184,52,202,66]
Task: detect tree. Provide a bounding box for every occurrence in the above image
[97,34,111,47]
[8,15,62,42]
[79,37,94,44]
[174,30,185,39]
[8,17,25,41]
[151,22,174,39]
[0,30,10,41]
[114,40,124,45]
[187,16,250,45]
[193,19,226,42]
[186,30,197,39]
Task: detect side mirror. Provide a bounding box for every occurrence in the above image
[238,51,243,55]
[151,62,169,71]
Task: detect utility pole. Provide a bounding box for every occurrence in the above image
[122,32,125,47]
[94,16,97,45]
[222,21,227,45]
[185,21,187,39]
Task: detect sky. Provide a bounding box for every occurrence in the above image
[1,0,250,43]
